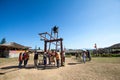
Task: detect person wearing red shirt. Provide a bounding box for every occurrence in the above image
[18,53,23,68]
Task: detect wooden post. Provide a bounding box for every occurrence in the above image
[44,41,47,52]
[60,39,63,66]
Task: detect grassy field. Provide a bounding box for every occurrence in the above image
[92,57,120,63]
[0,56,120,67]
[0,56,120,65]
[0,58,18,66]
[0,54,34,66]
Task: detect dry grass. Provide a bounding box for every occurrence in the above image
[93,57,120,63]
[0,58,18,66]
[0,56,120,80]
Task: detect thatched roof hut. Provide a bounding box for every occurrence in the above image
[0,42,30,58]
[0,42,30,49]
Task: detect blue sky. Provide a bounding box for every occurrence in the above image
[0,0,120,49]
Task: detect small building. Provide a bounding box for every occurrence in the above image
[36,50,44,54]
[0,42,30,58]
[93,43,120,55]
[108,43,120,54]
[29,49,44,54]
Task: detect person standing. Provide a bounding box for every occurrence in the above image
[82,51,86,63]
[75,52,78,59]
[63,51,66,66]
[87,50,91,61]
[34,50,38,68]
[48,50,51,65]
[23,51,29,67]
[25,52,29,66]
[23,52,26,67]
[43,52,47,69]
[55,52,60,68]
[18,53,23,68]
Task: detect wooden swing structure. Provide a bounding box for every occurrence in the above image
[38,26,64,66]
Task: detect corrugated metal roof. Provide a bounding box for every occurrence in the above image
[110,43,120,49]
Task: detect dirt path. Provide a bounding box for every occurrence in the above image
[0,57,120,80]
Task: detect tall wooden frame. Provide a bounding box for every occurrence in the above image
[39,30,64,66]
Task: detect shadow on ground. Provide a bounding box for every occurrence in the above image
[0,66,19,75]
[24,64,59,70]
[67,62,82,65]
[0,64,60,74]
[1,65,18,69]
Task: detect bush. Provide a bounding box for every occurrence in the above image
[101,54,110,57]
[91,53,120,57]
[111,54,120,57]
[65,54,72,57]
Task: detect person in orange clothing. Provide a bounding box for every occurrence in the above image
[18,53,23,68]
[55,52,60,68]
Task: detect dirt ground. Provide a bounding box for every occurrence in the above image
[0,57,120,80]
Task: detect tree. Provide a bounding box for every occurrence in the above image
[0,38,6,44]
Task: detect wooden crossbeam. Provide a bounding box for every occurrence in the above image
[39,32,61,46]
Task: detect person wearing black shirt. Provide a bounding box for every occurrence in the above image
[34,51,38,68]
